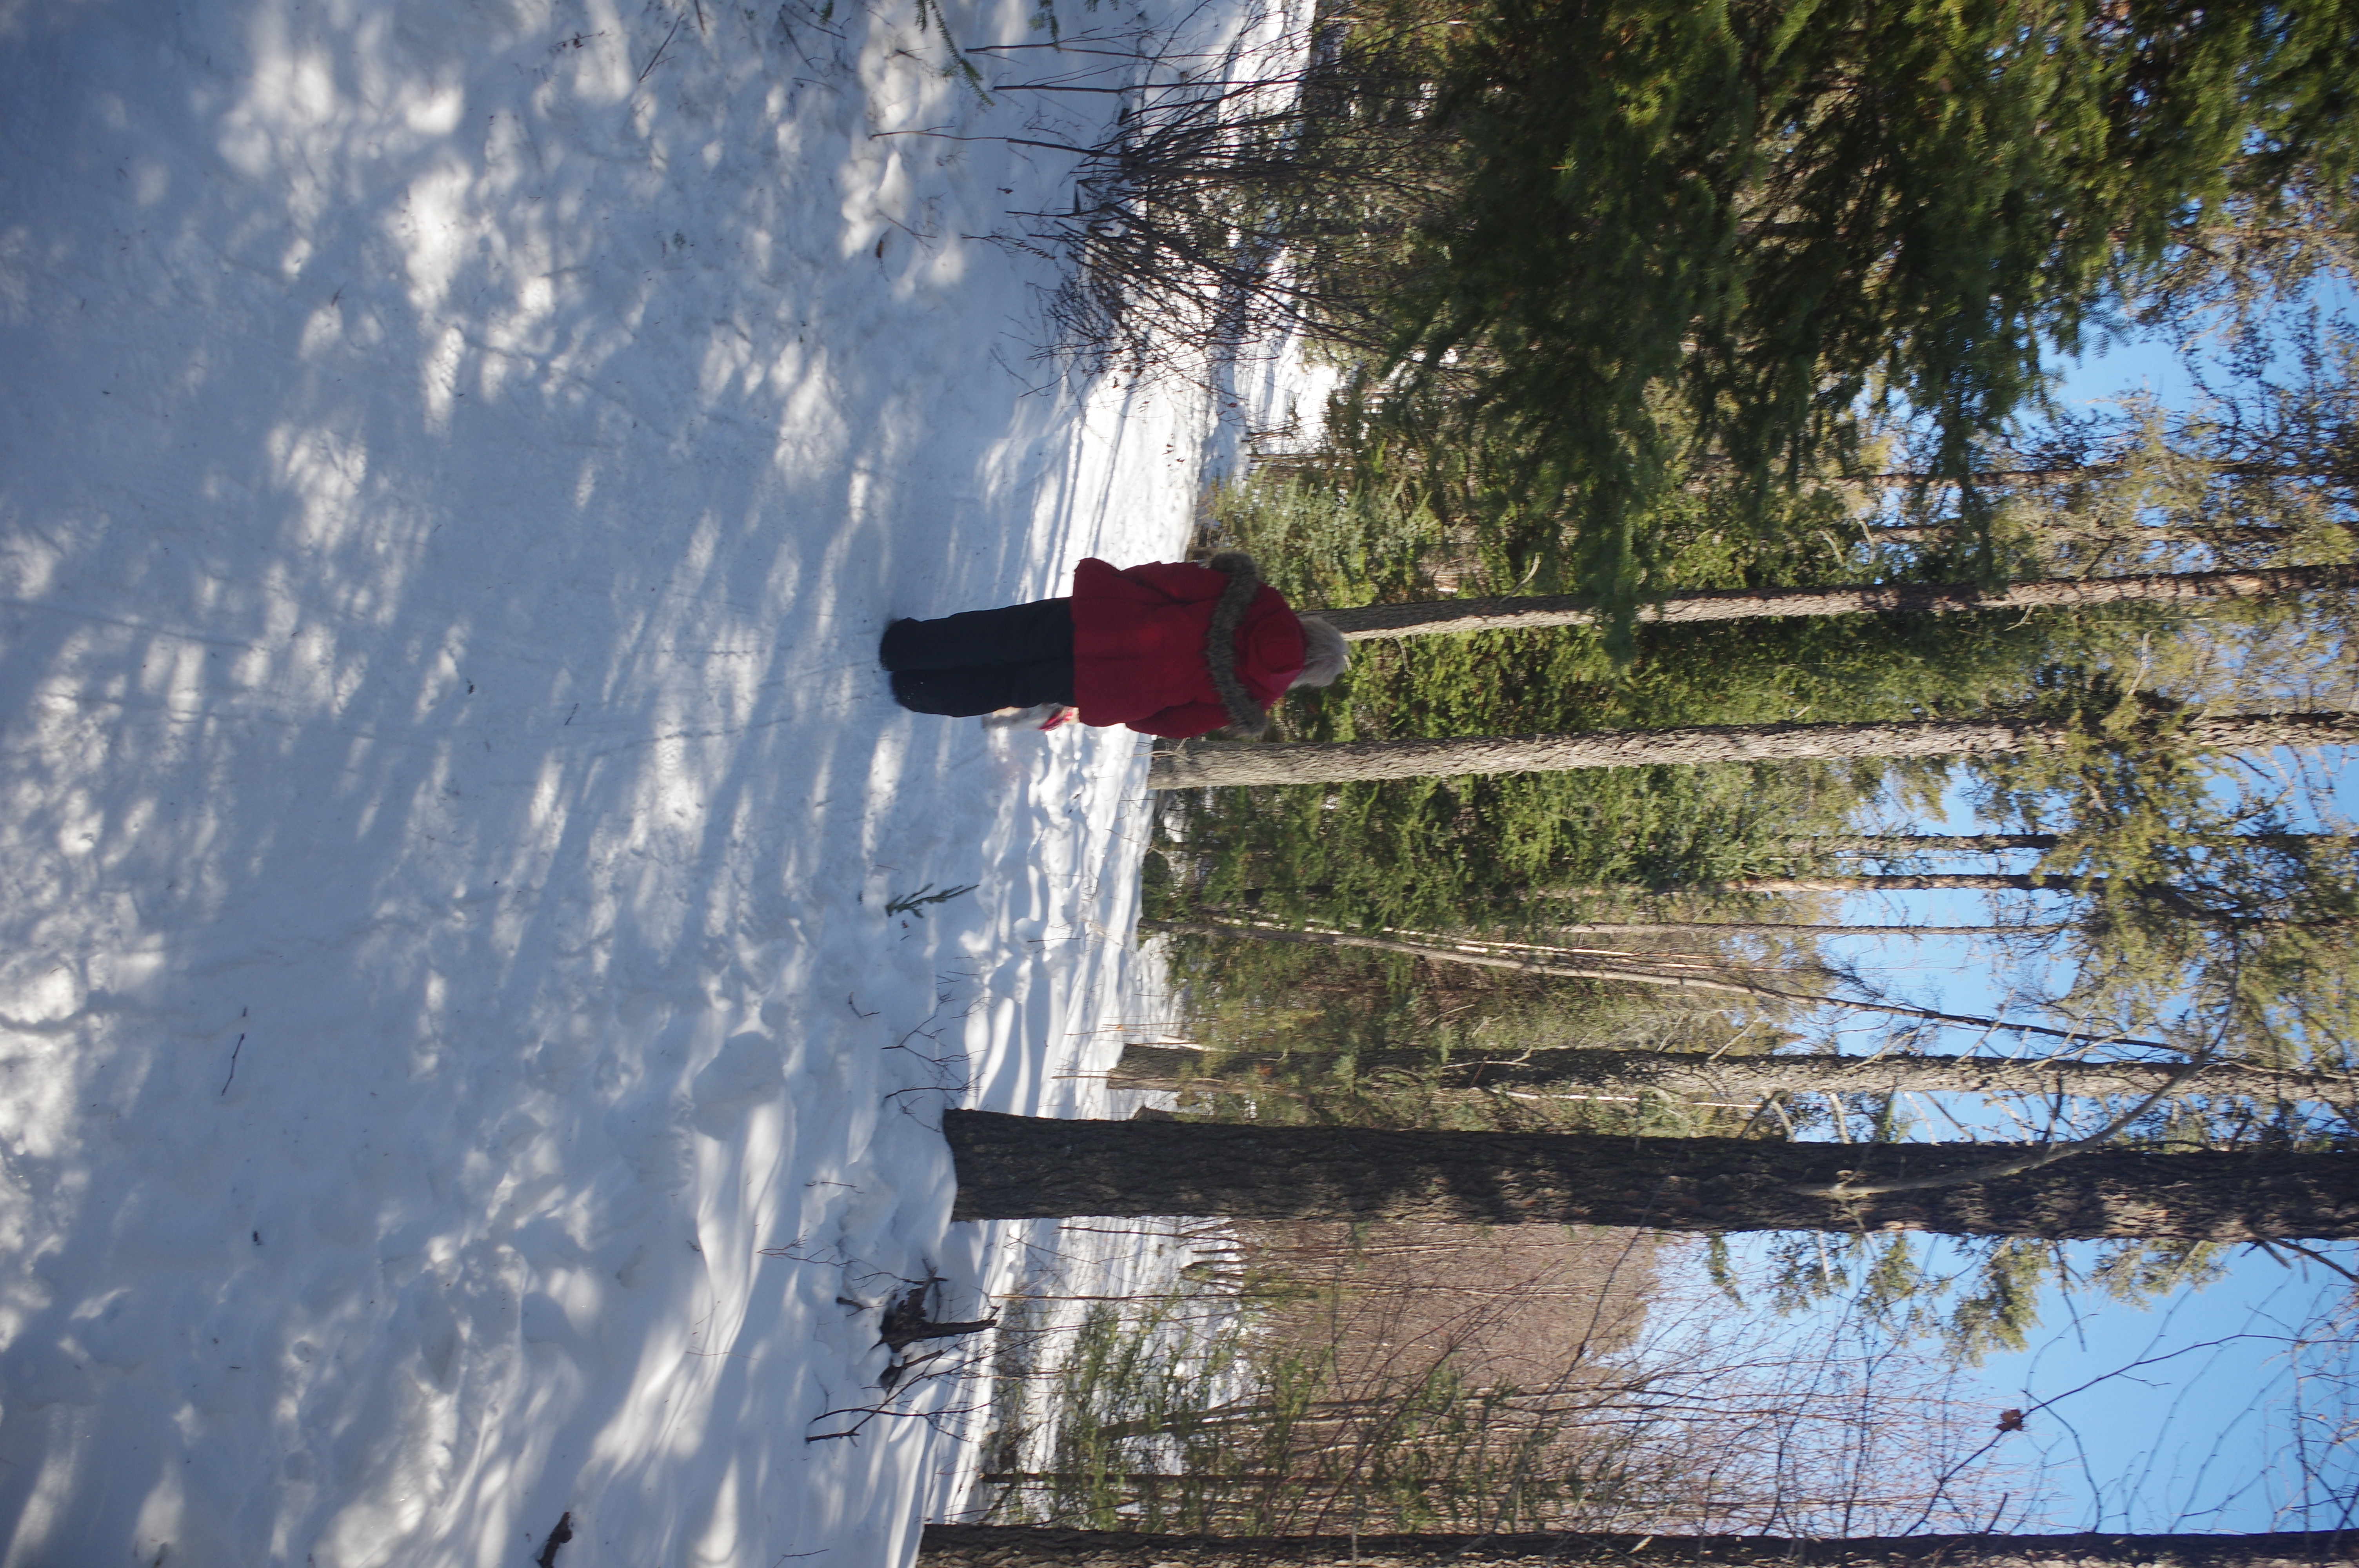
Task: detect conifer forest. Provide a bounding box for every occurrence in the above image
[942,0,2359,1557]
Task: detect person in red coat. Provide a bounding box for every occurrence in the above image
[880,552,1349,737]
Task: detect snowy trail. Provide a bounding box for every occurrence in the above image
[0,0,1261,1560]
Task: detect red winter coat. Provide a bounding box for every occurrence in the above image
[1068,558,1306,737]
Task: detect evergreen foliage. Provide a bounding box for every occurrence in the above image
[1374,0,2359,622]
[1725,1230,2230,1365]
[1145,936,1785,1136]
[1100,3,2359,1483]
[1965,674,2359,1067]
[1161,468,2205,935]
[1876,313,2359,596]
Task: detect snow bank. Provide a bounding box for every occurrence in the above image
[0,0,1296,1557]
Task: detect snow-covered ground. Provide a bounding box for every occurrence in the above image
[0,0,1299,1559]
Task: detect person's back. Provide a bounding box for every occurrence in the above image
[879,553,1347,738]
[1067,555,1303,736]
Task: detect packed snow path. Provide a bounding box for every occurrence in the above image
[0,0,1267,1559]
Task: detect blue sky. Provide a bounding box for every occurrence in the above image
[1989,1247,2353,1532]
[1741,316,2358,1534]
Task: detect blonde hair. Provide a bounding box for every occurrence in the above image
[1291,614,1351,688]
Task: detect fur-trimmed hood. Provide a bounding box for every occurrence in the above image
[1201,550,1276,737]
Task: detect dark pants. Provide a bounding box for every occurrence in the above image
[881,598,1076,717]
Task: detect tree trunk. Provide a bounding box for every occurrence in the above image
[1845,463,2359,487]
[1311,563,2359,641]
[1138,919,2177,1053]
[942,1112,2359,1240]
[1142,918,1765,995]
[1530,871,2346,917]
[1182,910,2066,936]
[1516,878,2348,927]
[1868,521,2335,545]
[1618,872,2097,894]
[917,1524,2359,1567]
[1790,833,2358,854]
[1111,1044,2352,1104]
[1553,920,2060,935]
[1799,832,2070,852]
[1146,709,2359,790]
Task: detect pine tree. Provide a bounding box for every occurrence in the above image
[1781,833,2359,855]
[1143,918,2180,1051]
[1147,708,2359,789]
[918,1524,2359,1567]
[943,1112,2359,1239]
[1379,0,2359,620]
[1310,564,2359,641]
[1110,1042,2349,1105]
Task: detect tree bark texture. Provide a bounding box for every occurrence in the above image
[1801,833,2070,852]
[1793,833,2357,854]
[1183,913,2065,936]
[1868,521,2332,545]
[1140,917,1764,995]
[1147,710,2359,790]
[1138,919,2178,1053]
[1645,872,2100,894]
[916,1525,2359,1566]
[1848,463,2359,485]
[942,1112,2359,1240]
[1110,1044,2353,1105]
[1311,563,2359,641]
[1541,920,2054,935]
